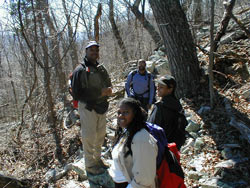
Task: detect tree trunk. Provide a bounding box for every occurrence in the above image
[36,0,63,163]
[62,0,79,68]
[231,14,250,38]
[214,0,236,52]
[209,0,215,108]
[109,0,128,62]
[193,0,202,25]
[149,0,201,98]
[43,1,66,100]
[94,3,102,42]
[124,0,162,47]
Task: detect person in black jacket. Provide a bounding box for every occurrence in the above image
[147,75,185,150]
[72,41,112,175]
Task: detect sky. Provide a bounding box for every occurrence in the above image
[0,0,10,27]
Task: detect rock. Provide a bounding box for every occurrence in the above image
[69,109,80,123]
[246,62,250,75]
[220,30,246,45]
[188,155,206,171]
[199,177,222,188]
[62,180,82,188]
[107,131,115,140]
[158,46,166,52]
[200,177,248,188]
[45,168,67,182]
[221,148,234,159]
[154,59,170,76]
[229,118,250,144]
[198,106,211,114]
[68,158,88,181]
[155,50,165,57]
[215,157,249,169]
[76,149,84,160]
[189,132,199,139]
[233,63,250,80]
[0,173,30,188]
[242,90,250,99]
[148,54,161,62]
[87,170,115,188]
[146,61,155,73]
[194,138,205,151]
[187,170,202,180]
[185,120,200,133]
[181,138,195,154]
[82,181,91,188]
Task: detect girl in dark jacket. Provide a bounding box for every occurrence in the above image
[148,75,186,150]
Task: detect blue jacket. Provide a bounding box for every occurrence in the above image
[125,70,155,105]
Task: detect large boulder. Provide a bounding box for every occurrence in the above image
[148,54,162,62]
[220,30,246,45]
[0,173,30,188]
[155,59,170,75]
[146,60,156,73]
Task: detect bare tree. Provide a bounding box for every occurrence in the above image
[122,0,162,47]
[17,0,63,163]
[109,0,128,62]
[35,0,63,163]
[209,0,215,108]
[214,0,236,52]
[94,3,102,42]
[43,1,66,100]
[62,0,79,68]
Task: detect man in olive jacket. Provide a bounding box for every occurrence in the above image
[71,41,112,175]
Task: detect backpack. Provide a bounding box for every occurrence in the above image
[68,72,79,109]
[68,63,90,109]
[145,123,186,188]
[130,70,156,103]
[69,63,89,101]
[176,110,189,147]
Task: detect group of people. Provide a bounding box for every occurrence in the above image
[71,41,186,187]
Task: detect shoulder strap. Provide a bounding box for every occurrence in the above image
[131,70,137,82]
[129,70,137,89]
[147,73,152,91]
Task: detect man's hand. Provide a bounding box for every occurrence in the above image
[147,104,152,110]
[101,87,112,97]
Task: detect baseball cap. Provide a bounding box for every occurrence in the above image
[156,75,176,88]
[85,41,99,49]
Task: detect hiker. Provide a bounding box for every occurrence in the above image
[109,98,158,188]
[148,75,186,150]
[71,41,112,175]
[125,59,155,112]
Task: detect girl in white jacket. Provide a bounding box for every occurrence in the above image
[109,98,158,188]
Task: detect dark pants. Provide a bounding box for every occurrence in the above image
[131,96,149,112]
[115,182,128,188]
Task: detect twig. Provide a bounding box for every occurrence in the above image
[0,104,9,108]
[212,70,228,79]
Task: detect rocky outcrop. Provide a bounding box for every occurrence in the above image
[0,174,30,188]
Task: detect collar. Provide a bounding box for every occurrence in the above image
[137,70,147,76]
[84,57,99,67]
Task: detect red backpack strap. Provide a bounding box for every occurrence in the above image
[168,143,180,163]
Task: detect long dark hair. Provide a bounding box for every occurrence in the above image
[114,98,147,157]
